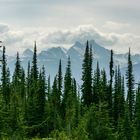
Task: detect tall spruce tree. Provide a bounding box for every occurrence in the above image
[113,66,125,129]
[126,48,135,121]
[58,59,62,95]
[81,41,93,107]
[57,59,62,112]
[113,66,119,128]
[1,46,10,109]
[62,57,76,138]
[31,41,38,81]
[123,102,133,140]
[62,57,72,121]
[93,62,101,105]
[24,62,31,124]
[10,52,22,134]
[21,68,25,103]
[100,69,108,103]
[35,66,46,125]
[12,52,22,86]
[12,52,22,103]
[72,78,80,127]
[26,42,39,137]
[47,75,51,100]
[51,75,62,130]
[120,76,125,118]
[108,49,114,118]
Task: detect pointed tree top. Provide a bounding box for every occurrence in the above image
[59,59,61,64]
[17,52,19,57]
[86,40,89,48]
[34,41,37,52]
[97,61,99,68]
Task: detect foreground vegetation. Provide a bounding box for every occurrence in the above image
[0,41,139,140]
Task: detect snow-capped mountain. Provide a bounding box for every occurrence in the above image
[6,40,140,83]
[22,48,33,58]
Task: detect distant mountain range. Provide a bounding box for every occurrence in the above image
[5,40,140,83]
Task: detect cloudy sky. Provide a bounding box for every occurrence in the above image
[0,0,140,55]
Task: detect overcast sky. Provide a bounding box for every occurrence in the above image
[0,0,140,55]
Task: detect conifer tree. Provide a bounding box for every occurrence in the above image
[126,48,135,121]
[57,60,62,112]
[81,41,93,107]
[26,42,39,137]
[123,103,133,140]
[58,59,62,96]
[24,62,31,123]
[51,75,61,130]
[113,66,125,128]
[62,57,76,138]
[1,46,10,109]
[10,52,22,134]
[86,104,114,140]
[93,62,100,105]
[12,52,22,86]
[120,76,125,118]
[71,78,80,127]
[12,52,22,104]
[21,68,25,103]
[62,57,72,113]
[113,67,119,127]
[31,41,38,81]
[108,49,114,118]
[47,75,51,99]
[35,66,46,125]
[100,69,108,103]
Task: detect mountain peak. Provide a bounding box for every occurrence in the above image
[74,41,82,46]
[48,47,67,54]
[22,49,33,57]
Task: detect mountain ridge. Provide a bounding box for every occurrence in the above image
[6,40,140,83]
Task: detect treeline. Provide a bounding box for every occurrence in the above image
[0,41,139,140]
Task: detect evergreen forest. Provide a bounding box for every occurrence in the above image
[0,41,139,140]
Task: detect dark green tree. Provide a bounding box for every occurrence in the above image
[113,66,119,128]
[100,69,108,103]
[31,41,38,81]
[1,46,10,109]
[47,75,51,100]
[113,66,125,129]
[93,61,101,105]
[50,75,62,131]
[123,103,133,140]
[57,60,62,112]
[35,66,46,124]
[62,57,72,119]
[62,57,76,138]
[126,48,135,121]
[12,52,23,106]
[108,49,114,118]
[81,41,93,107]
[58,60,62,96]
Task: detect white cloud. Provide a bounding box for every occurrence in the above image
[0,23,140,55]
[41,24,140,54]
[103,21,130,31]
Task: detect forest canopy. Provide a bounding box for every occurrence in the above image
[0,41,139,140]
